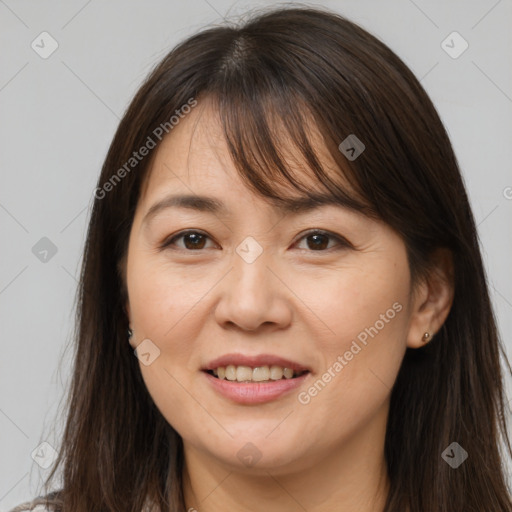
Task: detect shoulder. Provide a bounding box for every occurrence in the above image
[8,491,61,512]
[7,504,51,512]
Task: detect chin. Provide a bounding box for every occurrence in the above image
[196,433,311,472]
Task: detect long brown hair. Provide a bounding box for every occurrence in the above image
[14,5,512,511]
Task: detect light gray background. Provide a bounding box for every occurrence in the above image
[1,0,511,509]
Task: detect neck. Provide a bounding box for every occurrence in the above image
[181,401,390,512]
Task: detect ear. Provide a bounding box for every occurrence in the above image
[406,248,454,348]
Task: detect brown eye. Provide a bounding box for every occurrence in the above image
[161,230,214,251]
[305,233,329,250]
[295,230,349,252]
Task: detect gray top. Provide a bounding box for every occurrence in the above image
[8,499,55,512]
[8,505,51,512]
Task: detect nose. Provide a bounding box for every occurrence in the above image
[213,251,293,332]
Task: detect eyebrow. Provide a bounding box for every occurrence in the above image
[142,193,363,227]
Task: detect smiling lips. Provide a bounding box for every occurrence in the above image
[210,364,305,382]
[202,353,311,404]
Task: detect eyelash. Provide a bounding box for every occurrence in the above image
[159,229,352,253]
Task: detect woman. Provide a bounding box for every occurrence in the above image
[11,5,512,512]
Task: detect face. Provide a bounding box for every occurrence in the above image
[124,99,417,475]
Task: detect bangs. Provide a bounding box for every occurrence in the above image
[208,85,377,217]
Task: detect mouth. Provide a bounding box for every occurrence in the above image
[201,354,311,404]
[205,365,309,382]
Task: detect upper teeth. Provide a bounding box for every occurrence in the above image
[213,365,300,382]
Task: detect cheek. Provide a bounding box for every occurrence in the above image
[314,253,410,353]
[127,256,206,437]
[126,255,210,409]
[127,253,214,339]
[299,252,410,421]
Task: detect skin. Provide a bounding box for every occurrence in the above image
[124,98,453,512]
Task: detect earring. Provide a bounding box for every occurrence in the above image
[128,327,133,340]
[422,332,431,343]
